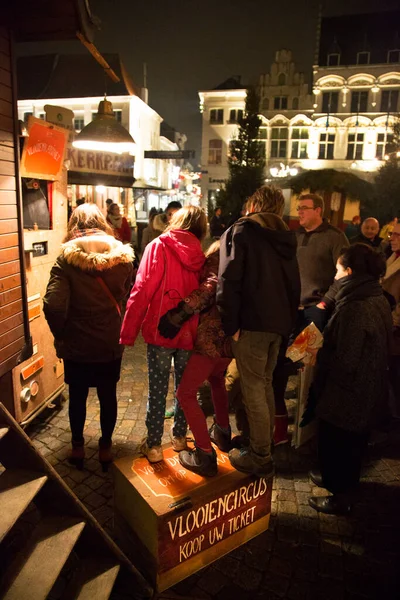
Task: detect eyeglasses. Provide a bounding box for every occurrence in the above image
[296,205,315,212]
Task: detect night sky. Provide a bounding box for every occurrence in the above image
[18,0,399,164]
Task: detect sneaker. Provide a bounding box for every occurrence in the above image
[139,439,163,463]
[273,414,289,446]
[209,421,232,452]
[170,431,189,451]
[228,447,274,479]
[179,447,218,477]
[164,407,174,419]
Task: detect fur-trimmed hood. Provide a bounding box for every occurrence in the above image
[60,234,134,272]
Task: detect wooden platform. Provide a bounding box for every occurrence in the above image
[112,444,272,592]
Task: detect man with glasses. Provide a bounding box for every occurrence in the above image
[273,193,349,445]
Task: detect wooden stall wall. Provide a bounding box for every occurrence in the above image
[0,27,29,378]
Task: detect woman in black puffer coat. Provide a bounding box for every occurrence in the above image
[44,204,133,469]
[309,243,392,515]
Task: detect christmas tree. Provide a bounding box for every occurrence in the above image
[217,86,265,218]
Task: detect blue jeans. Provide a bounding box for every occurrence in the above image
[146,345,191,447]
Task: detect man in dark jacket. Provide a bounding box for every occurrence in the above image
[210,207,226,239]
[272,193,349,445]
[217,185,300,476]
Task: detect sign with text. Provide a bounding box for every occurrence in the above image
[66,148,135,187]
[144,150,195,160]
[20,117,69,181]
[113,445,272,591]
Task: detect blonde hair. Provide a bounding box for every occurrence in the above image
[205,240,220,257]
[65,203,114,241]
[246,185,285,216]
[167,205,207,240]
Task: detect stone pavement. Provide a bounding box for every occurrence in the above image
[27,338,400,599]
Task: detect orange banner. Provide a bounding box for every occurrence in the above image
[20,117,68,181]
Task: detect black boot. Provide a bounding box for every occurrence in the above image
[308,495,351,515]
[309,470,324,487]
[179,447,218,477]
[209,421,231,452]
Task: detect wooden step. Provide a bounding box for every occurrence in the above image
[2,515,85,600]
[0,427,9,441]
[0,469,48,542]
[62,558,120,600]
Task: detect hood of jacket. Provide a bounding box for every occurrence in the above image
[238,212,297,260]
[159,229,205,271]
[334,274,383,309]
[60,233,134,271]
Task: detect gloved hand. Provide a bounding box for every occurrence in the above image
[158,301,194,339]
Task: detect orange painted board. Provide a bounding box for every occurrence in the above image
[20,356,44,381]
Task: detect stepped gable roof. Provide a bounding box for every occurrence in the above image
[17,53,137,100]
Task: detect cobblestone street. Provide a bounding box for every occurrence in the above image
[27,338,400,600]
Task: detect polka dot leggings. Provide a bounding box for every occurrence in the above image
[146,344,191,447]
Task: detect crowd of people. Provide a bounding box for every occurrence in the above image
[43,188,400,516]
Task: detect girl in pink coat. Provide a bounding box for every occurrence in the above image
[120,206,207,463]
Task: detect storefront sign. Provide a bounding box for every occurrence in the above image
[44,105,74,144]
[20,117,69,181]
[67,148,135,187]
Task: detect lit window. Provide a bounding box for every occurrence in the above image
[351,91,368,113]
[322,91,339,113]
[292,97,299,110]
[278,73,286,86]
[273,97,288,110]
[357,52,370,65]
[23,111,33,123]
[318,132,335,159]
[346,132,364,160]
[381,90,399,112]
[210,109,224,124]
[229,109,243,123]
[388,50,400,64]
[208,139,222,164]
[327,53,340,66]
[257,128,267,140]
[376,132,393,159]
[291,128,309,159]
[74,117,85,131]
[270,127,288,158]
[113,109,122,123]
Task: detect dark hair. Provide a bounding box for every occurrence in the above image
[298,193,324,215]
[246,185,285,216]
[166,200,182,211]
[338,243,386,280]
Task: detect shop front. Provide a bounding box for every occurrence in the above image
[67,146,136,232]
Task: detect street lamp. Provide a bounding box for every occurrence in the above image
[73,98,135,154]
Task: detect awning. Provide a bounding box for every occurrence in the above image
[68,171,135,188]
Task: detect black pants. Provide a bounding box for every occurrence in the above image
[318,419,369,495]
[68,380,118,444]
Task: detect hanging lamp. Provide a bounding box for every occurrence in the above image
[73,98,135,154]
